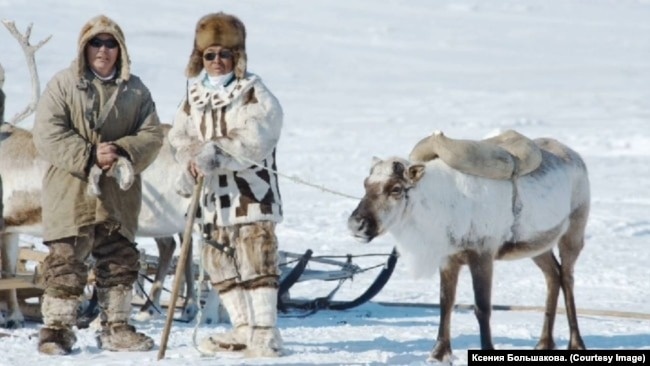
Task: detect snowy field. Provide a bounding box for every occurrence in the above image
[1,0,649,365]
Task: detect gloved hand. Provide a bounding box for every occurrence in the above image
[193,141,226,175]
[174,167,195,198]
[86,156,134,196]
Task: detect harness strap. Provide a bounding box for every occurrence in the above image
[94,82,126,131]
[203,238,235,257]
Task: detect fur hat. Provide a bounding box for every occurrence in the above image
[186,12,247,79]
[77,15,131,81]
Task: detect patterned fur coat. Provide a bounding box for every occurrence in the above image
[168,72,283,227]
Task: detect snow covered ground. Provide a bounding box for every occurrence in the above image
[1,0,649,365]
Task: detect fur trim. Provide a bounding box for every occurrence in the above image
[186,12,247,78]
[76,15,131,81]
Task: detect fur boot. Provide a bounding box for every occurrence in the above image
[38,327,77,355]
[95,285,154,352]
[96,322,154,352]
[246,287,283,357]
[38,295,79,355]
[198,287,250,353]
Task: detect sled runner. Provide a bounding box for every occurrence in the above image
[277,247,398,315]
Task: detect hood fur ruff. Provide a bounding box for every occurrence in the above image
[186,12,247,79]
[76,15,131,81]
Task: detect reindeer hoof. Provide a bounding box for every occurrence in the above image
[2,319,25,329]
[179,303,199,323]
[428,341,452,364]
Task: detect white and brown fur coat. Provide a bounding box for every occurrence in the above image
[168,73,283,227]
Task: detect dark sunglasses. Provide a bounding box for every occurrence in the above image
[88,38,119,49]
[203,49,234,61]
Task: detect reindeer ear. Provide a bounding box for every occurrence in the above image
[408,164,425,183]
[371,156,381,166]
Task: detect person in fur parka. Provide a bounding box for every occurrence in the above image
[168,12,284,357]
[32,15,163,355]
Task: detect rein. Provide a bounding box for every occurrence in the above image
[216,143,362,201]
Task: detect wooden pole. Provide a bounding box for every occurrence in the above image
[157,176,204,360]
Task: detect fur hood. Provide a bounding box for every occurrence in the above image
[186,12,247,79]
[76,15,131,81]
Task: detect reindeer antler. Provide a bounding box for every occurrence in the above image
[0,62,5,122]
[0,61,5,88]
[1,20,52,125]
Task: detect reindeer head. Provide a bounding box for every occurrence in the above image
[348,157,425,242]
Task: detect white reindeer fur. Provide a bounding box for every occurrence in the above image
[363,153,588,279]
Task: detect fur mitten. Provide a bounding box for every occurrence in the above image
[87,156,134,196]
[107,156,135,190]
[174,169,196,198]
[194,141,226,174]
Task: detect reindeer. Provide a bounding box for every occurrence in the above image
[348,131,589,363]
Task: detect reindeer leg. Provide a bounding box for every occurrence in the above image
[531,250,560,350]
[467,250,494,350]
[179,234,199,322]
[135,236,175,321]
[428,255,463,363]
[0,233,24,329]
[558,206,588,350]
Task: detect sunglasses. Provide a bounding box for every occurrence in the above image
[88,38,119,49]
[203,49,234,61]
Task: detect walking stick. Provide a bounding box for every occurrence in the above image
[157,175,204,360]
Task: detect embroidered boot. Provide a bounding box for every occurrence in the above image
[38,295,79,355]
[246,287,283,357]
[198,287,250,353]
[95,285,154,351]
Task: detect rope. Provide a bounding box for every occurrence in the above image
[376,301,650,321]
[216,143,362,201]
[192,185,211,356]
